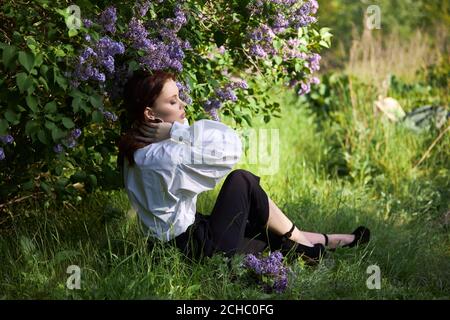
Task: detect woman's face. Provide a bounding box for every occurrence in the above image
[144,79,187,124]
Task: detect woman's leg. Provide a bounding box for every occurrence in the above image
[207,169,272,257]
[207,169,355,258]
[265,197,356,249]
[265,196,314,247]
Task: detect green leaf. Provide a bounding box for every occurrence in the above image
[16,73,33,93]
[72,97,83,113]
[89,95,103,109]
[38,130,49,144]
[22,180,35,191]
[92,110,103,123]
[53,68,68,90]
[242,114,253,126]
[44,101,57,113]
[34,53,44,67]
[51,127,66,142]
[45,120,56,130]
[319,40,330,48]
[39,181,52,194]
[40,64,49,76]
[68,29,78,37]
[88,174,97,187]
[2,45,17,69]
[0,119,9,135]
[5,110,20,124]
[26,95,39,113]
[273,55,283,65]
[62,117,75,129]
[25,120,40,137]
[18,51,35,73]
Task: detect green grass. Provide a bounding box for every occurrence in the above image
[1,78,449,299]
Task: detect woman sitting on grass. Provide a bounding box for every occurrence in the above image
[118,70,370,264]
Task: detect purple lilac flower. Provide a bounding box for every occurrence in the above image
[166,5,187,32]
[215,86,238,102]
[273,273,288,293]
[96,36,125,57]
[132,5,188,73]
[0,135,14,144]
[176,81,192,105]
[71,129,82,139]
[135,1,151,18]
[91,68,106,82]
[0,147,5,160]
[99,6,117,34]
[53,144,64,154]
[207,108,221,122]
[243,254,264,274]
[290,1,318,28]
[243,251,290,293]
[125,18,153,50]
[79,47,97,64]
[272,13,289,34]
[307,53,321,72]
[231,80,249,90]
[310,76,320,85]
[249,44,267,58]
[297,82,311,95]
[103,111,118,122]
[74,35,124,83]
[83,18,93,28]
[67,138,77,148]
[203,99,222,111]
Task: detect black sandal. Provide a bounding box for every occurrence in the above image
[279,223,326,264]
[343,226,371,248]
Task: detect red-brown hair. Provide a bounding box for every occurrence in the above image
[118,69,176,166]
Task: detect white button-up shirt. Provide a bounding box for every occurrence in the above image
[123,118,243,242]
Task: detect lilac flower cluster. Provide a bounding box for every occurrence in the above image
[290,0,318,29]
[242,251,290,294]
[73,36,125,86]
[53,144,64,154]
[103,110,119,122]
[53,128,82,153]
[66,128,82,149]
[246,0,319,59]
[134,1,151,18]
[0,134,14,145]
[281,38,308,61]
[0,134,14,161]
[134,4,191,73]
[176,81,192,105]
[290,76,320,95]
[203,79,249,121]
[99,6,117,34]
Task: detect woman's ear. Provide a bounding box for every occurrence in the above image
[144,107,155,122]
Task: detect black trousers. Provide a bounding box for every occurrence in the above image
[167,169,285,261]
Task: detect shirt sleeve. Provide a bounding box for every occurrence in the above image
[170,119,243,195]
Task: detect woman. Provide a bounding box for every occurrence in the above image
[118,70,370,264]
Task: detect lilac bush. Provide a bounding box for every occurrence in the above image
[0,0,330,202]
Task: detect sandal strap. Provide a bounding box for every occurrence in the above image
[281,223,296,241]
[322,233,329,246]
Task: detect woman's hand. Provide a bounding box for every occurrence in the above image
[132,119,173,144]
